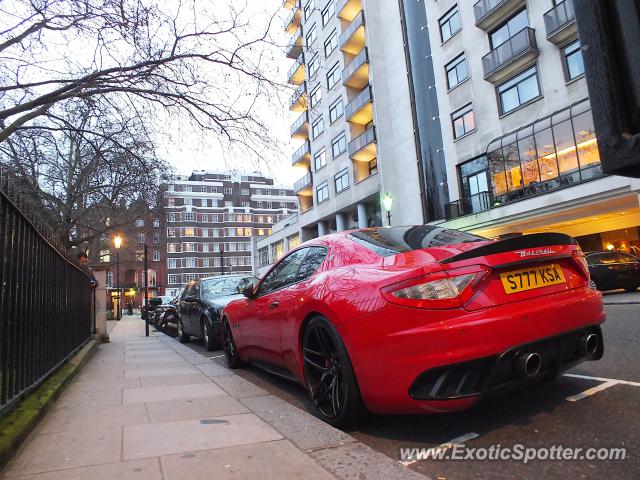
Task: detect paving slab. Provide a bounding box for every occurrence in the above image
[38,403,149,434]
[211,373,269,398]
[65,376,141,393]
[161,440,335,480]
[123,383,226,404]
[1,459,162,480]
[195,362,232,378]
[124,366,196,378]
[139,373,210,388]
[3,426,123,476]
[145,396,249,423]
[54,387,122,409]
[122,414,283,459]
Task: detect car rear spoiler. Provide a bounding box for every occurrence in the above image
[441,233,578,264]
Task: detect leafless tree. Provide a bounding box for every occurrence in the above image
[0,0,283,152]
[1,99,167,251]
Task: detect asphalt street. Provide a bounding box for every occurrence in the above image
[175,296,640,480]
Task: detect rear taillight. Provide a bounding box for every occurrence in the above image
[381,266,489,309]
[572,248,590,281]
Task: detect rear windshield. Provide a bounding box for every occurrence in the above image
[348,226,486,257]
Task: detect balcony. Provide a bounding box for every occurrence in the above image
[290,111,309,139]
[345,85,374,125]
[339,10,366,55]
[287,56,305,85]
[336,0,362,22]
[544,0,577,45]
[294,171,312,194]
[286,29,303,59]
[342,47,369,89]
[289,82,307,112]
[444,192,492,220]
[348,126,376,161]
[284,6,301,34]
[291,141,311,167]
[474,0,526,31]
[482,27,538,84]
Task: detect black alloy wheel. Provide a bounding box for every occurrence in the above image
[177,318,190,343]
[223,319,243,368]
[302,316,364,428]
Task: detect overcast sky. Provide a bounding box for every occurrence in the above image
[157,0,304,188]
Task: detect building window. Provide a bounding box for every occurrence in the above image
[303,0,314,20]
[311,115,325,139]
[306,23,317,46]
[167,243,177,253]
[183,197,192,206]
[497,66,541,115]
[153,218,160,228]
[168,274,179,284]
[183,243,196,252]
[153,250,160,262]
[183,227,195,237]
[328,96,343,124]
[100,249,110,263]
[185,257,196,268]
[106,271,113,288]
[136,233,145,244]
[451,103,475,139]
[316,182,329,204]
[326,61,340,89]
[439,5,461,43]
[490,9,528,48]
[308,53,320,77]
[153,232,160,244]
[241,188,250,195]
[563,39,585,81]
[369,158,378,176]
[168,258,179,269]
[184,212,195,221]
[314,148,327,171]
[223,187,233,195]
[334,168,349,193]
[331,132,347,158]
[167,213,176,222]
[167,227,176,238]
[309,84,322,107]
[324,30,338,57]
[321,0,335,26]
[445,53,468,89]
[135,218,144,228]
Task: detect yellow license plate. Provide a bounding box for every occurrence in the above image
[500,263,566,294]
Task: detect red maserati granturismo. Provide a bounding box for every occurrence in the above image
[222,226,605,427]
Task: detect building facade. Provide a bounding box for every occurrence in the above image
[163,171,297,297]
[420,0,640,254]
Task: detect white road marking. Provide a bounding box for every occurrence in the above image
[399,432,480,467]
[566,380,618,402]
[564,373,640,387]
[209,354,225,359]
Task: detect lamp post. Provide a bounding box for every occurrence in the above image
[383,193,393,226]
[114,235,122,321]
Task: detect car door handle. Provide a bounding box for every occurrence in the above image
[269,301,280,309]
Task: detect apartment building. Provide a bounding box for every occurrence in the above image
[421,0,640,253]
[163,171,297,297]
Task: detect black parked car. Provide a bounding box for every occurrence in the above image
[177,275,258,350]
[153,297,179,335]
[586,251,640,292]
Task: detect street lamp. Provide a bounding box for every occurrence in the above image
[383,193,393,226]
[114,235,122,321]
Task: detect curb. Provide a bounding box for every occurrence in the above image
[155,332,428,480]
[603,302,640,305]
[0,338,98,470]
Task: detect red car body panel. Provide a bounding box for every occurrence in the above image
[222,228,605,415]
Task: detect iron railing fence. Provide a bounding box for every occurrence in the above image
[0,166,92,416]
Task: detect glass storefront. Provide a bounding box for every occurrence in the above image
[486,99,602,205]
[576,226,640,256]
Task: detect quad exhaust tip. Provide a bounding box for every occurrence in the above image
[580,333,599,357]
[515,352,542,377]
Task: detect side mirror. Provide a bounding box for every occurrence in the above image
[242,285,256,299]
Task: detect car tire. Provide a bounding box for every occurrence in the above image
[202,318,217,351]
[222,318,243,368]
[302,316,365,429]
[177,319,190,343]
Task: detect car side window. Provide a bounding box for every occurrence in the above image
[258,249,308,295]
[296,247,328,281]
[586,254,603,265]
[617,253,638,263]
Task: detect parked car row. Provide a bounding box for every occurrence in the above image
[150,225,611,429]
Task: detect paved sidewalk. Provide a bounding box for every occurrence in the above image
[1,318,422,480]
